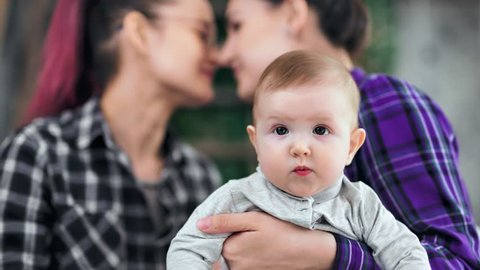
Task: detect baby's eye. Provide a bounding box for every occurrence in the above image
[274,126,289,135]
[313,126,329,135]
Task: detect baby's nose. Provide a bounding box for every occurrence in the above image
[290,142,311,157]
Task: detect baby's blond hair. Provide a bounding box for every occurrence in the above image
[253,50,360,127]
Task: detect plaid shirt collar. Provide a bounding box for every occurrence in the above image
[74,97,180,165]
[75,97,111,150]
[350,67,367,88]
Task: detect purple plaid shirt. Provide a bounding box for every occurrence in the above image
[332,68,480,269]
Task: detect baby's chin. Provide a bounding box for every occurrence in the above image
[285,186,324,198]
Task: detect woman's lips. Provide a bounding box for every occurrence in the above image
[293,166,312,176]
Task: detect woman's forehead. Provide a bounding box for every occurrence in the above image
[165,0,214,20]
[226,0,262,17]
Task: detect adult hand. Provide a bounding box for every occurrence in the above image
[197,211,336,270]
[212,260,222,270]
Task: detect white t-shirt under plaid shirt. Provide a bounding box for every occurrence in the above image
[0,97,222,270]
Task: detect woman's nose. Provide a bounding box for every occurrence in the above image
[217,39,233,67]
[207,46,220,65]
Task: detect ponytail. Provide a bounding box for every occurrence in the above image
[23,0,94,124]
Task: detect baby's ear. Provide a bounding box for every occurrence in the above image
[346,128,366,165]
[246,125,257,152]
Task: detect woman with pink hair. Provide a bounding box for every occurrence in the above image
[0,0,221,268]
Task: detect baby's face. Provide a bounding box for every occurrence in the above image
[248,82,361,197]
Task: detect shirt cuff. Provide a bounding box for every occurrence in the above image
[332,234,381,270]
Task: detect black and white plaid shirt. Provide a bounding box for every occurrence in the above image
[0,97,222,270]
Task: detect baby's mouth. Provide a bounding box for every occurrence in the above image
[293,166,312,176]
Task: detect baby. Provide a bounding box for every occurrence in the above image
[167,50,430,269]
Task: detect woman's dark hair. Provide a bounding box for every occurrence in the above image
[23,0,170,124]
[266,0,370,59]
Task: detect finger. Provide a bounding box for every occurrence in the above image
[212,260,221,270]
[197,212,263,234]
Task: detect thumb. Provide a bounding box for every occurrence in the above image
[197,212,261,234]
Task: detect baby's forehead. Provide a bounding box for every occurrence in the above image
[254,80,359,123]
[259,77,355,100]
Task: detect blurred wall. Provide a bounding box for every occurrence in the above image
[0,0,9,137]
[394,0,480,223]
[0,0,55,138]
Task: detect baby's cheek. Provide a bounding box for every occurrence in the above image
[260,158,283,180]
